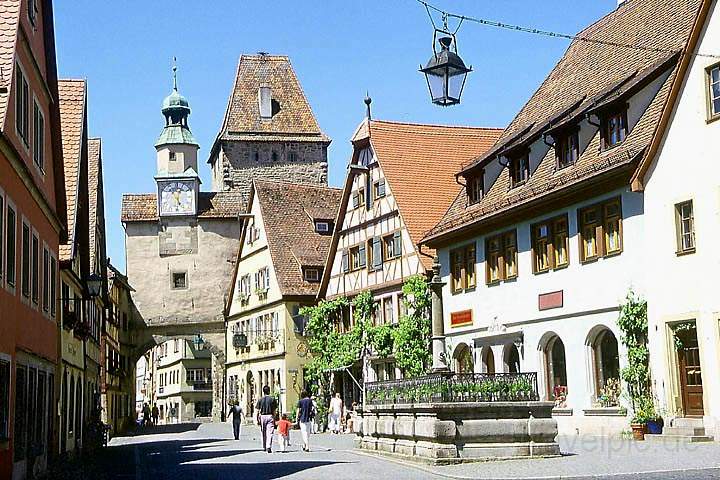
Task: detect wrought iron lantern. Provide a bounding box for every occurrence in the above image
[420,34,471,106]
[232,332,248,349]
[86,272,103,298]
[193,334,205,351]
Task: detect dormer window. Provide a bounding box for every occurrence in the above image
[303,268,320,283]
[556,131,579,169]
[601,108,627,149]
[314,221,331,234]
[466,173,483,204]
[509,153,529,188]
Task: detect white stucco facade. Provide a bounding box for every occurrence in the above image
[438,188,643,436]
[642,0,720,439]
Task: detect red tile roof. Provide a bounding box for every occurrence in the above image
[423,0,704,244]
[214,54,329,144]
[365,120,502,267]
[121,191,246,222]
[58,79,86,261]
[88,137,102,271]
[0,1,19,128]
[253,179,341,296]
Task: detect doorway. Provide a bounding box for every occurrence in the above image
[676,325,703,416]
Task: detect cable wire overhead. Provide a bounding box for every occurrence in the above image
[416,0,720,60]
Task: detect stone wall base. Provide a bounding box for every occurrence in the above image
[356,401,561,464]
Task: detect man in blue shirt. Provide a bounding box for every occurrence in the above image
[297,390,315,452]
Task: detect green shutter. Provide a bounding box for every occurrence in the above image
[359,243,366,268]
[372,237,382,270]
[393,231,401,258]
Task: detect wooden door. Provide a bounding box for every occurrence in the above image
[677,327,704,416]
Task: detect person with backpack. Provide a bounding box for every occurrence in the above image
[296,390,315,452]
[255,385,278,453]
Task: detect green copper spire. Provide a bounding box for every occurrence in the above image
[155,59,198,148]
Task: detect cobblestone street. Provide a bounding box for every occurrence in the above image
[78,423,720,480]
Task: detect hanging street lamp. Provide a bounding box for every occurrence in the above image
[420,30,472,106]
[193,334,205,351]
[86,272,103,298]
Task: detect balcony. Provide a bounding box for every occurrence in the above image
[191,382,212,391]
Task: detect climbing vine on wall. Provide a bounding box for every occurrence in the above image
[616,290,653,420]
[300,275,433,392]
[392,275,432,378]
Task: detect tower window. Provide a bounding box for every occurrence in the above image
[171,272,187,290]
[289,151,297,162]
[169,152,177,162]
[253,150,260,162]
[272,151,278,162]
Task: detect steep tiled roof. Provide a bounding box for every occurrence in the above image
[366,120,502,266]
[215,54,330,143]
[423,0,704,244]
[88,138,102,271]
[254,179,341,296]
[58,79,86,261]
[0,1,19,127]
[121,191,246,222]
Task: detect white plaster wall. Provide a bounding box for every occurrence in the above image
[642,0,720,438]
[439,188,644,435]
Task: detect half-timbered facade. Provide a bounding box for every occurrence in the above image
[319,119,501,402]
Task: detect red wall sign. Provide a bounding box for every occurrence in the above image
[450,310,473,327]
[539,291,564,311]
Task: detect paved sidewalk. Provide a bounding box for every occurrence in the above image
[107,423,720,480]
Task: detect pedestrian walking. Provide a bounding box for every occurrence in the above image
[255,385,278,453]
[276,414,292,452]
[297,390,315,452]
[229,400,243,440]
[151,404,159,426]
[329,393,343,434]
[142,403,151,428]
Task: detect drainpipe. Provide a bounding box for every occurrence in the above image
[428,257,449,373]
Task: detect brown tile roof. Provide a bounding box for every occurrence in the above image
[0,1,19,127]
[120,191,246,222]
[88,137,102,271]
[58,79,86,261]
[423,0,703,244]
[366,120,502,267]
[254,179,341,296]
[214,54,330,144]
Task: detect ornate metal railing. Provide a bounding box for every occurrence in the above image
[365,372,539,405]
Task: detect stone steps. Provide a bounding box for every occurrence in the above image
[645,433,714,444]
[662,425,706,436]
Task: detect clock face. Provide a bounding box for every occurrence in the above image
[160,181,195,215]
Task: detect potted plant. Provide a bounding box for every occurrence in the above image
[630,395,656,440]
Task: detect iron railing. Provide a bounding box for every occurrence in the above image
[365,372,539,405]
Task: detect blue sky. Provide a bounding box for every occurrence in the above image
[54,0,616,272]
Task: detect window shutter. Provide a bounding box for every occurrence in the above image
[359,243,366,267]
[254,272,259,290]
[378,179,386,197]
[264,268,271,290]
[352,192,359,209]
[372,237,383,270]
[342,250,349,272]
[393,231,401,257]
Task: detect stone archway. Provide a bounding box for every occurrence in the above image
[130,322,227,422]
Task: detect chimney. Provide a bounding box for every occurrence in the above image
[617,0,628,7]
[258,85,272,119]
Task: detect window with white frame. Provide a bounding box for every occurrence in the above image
[15,63,30,146]
[33,100,44,172]
[708,64,720,120]
[254,267,270,293]
[675,200,695,254]
[314,220,330,233]
[237,273,251,302]
[6,203,15,288]
[0,358,9,439]
[21,220,30,298]
[42,246,49,312]
[31,231,38,304]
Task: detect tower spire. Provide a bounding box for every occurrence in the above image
[172,56,178,91]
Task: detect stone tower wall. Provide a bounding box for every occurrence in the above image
[214,140,328,197]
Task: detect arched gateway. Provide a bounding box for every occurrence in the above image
[121,68,245,421]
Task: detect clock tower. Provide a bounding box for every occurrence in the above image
[155,65,200,217]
